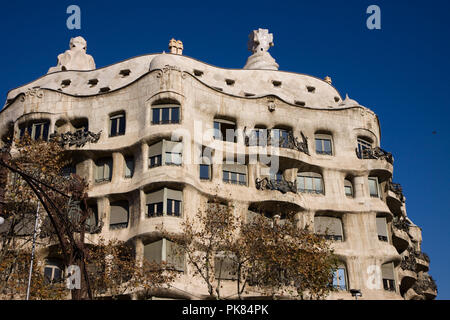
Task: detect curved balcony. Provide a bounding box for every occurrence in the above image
[356,146,393,165]
[392,226,410,254]
[414,252,430,272]
[412,274,437,300]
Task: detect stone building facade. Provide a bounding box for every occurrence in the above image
[0,30,436,300]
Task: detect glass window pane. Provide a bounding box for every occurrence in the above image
[110,118,117,136]
[345,186,353,196]
[315,139,323,153]
[200,164,210,180]
[305,177,313,191]
[119,115,126,134]
[34,124,41,140]
[231,172,237,184]
[239,173,246,185]
[323,139,332,154]
[171,107,180,123]
[152,108,160,124]
[223,171,229,182]
[174,201,181,216]
[43,123,49,141]
[314,178,323,193]
[369,178,378,197]
[162,108,170,123]
[167,199,173,215]
[297,176,305,191]
[157,202,163,216]
[213,122,221,140]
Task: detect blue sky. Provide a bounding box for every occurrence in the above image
[1,0,449,299]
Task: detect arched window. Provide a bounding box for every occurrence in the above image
[109,112,126,137]
[19,120,50,141]
[314,216,344,241]
[44,259,63,284]
[151,102,180,125]
[344,179,354,197]
[109,200,129,230]
[297,172,324,194]
[214,118,237,142]
[315,133,333,155]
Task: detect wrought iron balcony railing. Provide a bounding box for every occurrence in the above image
[388,182,405,202]
[255,177,297,194]
[245,129,310,155]
[356,146,394,165]
[50,130,102,148]
[393,218,410,232]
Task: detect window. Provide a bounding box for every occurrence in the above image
[61,165,76,178]
[109,113,126,137]
[86,204,98,230]
[95,158,113,183]
[144,239,185,271]
[272,129,290,148]
[124,156,134,178]
[200,164,211,180]
[357,137,372,157]
[315,134,333,155]
[223,163,247,186]
[247,127,268,147]
[215,253,238,280]
[381,263,396,292]
[44,260,63,284]
[332,267,347,291]
[314,216,344,241]
[368,177,380,198]
[214,119,237,142]
[148,140,183,168]
[344,179,353,197]
[109,200,129,230]
[20,121,50,141]
[152,105,180,124]
[297,172,324,194]
[146,188,183,218]
[377,217,389,242]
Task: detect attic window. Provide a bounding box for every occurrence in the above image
[307,86,316,93]
[119,69,131,77]
[88,79,99,87]
[295,101,306,107]
[61,79,71,88]
[244,92,255,97]
[272,80,282,87]
[225,79,235,86]
[99,87,110,93]
[334,97,340,103]
[212,86,223,92]
[193,69,204,77]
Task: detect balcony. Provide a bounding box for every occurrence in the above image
[356,146,393,165]
[50,130,102,148]
[255,177,297,194]
[412,274,437,300]
[392,223,410,254]
[414,251,430,272]
[245,129,310,155]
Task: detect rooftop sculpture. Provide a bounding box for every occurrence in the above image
[48,36,96,73]
[244,28,279,70]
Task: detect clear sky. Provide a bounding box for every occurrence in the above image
[1,0,449,299]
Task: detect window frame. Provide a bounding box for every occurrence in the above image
[109,112,126,137]
[315,133,333,156]
[368,176,380,198]
[297,172,324,194]
[151,105,181,125]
